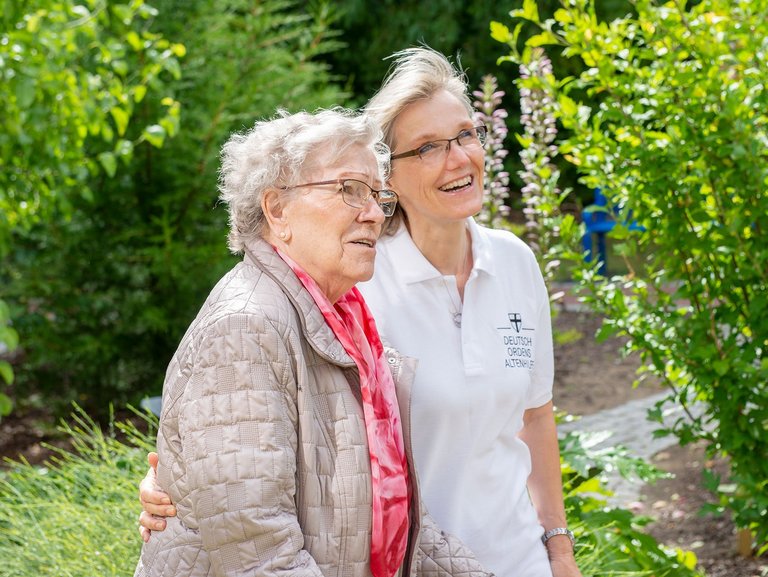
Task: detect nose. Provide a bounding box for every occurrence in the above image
[357,196,386,224]
[444,137,473,167]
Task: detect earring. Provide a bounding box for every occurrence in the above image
[279,231,287,240]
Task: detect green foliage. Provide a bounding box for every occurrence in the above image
[0,0,182,417]
[500,0,768,552]
[2,0,347,417]
[0,300,17,419]
[558,426,703,576]
[0,0,182,233]
[0,406,157,576]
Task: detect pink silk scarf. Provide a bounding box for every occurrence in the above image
[276,249,410,577]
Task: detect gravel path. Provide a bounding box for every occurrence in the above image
[558,391,705,506]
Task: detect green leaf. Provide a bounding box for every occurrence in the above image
[0,326,19,350]
[0,392,11,416]
[112,3,133,24]
[98,152,117,177]
[523,0,540,23]
[490,21,512,44]
[554,8,573,24]
[112,59,129,77]
[171,43,186,58]
[0,361,13,386]
[115,139,134,161]
[559,94,578,118]
[110,107,130,137]
[133,84,147,103]
[125,30,143,51]
[142,124,166,148]
[712,359,729,376]
[528,31,559,47]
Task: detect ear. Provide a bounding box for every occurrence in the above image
[262,188,291,241]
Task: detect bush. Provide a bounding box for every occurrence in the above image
[0,0,182,419]
[2,0,347,418]
[496,0,768,552]
[558,425,702,576]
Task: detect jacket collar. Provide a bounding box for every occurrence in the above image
[242,238,355,367]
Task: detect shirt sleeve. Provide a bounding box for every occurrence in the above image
[180,313,324,577]
[526,256,555,410]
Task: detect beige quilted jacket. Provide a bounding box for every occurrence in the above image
[135,238,492,577]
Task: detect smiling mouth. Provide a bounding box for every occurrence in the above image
[439,175,473,192]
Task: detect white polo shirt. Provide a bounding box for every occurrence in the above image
[359,219,554,577]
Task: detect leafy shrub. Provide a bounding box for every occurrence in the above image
[2,0,347,418]
[558,425,702,576]
[0,0,182,419]
[496,0,768,552]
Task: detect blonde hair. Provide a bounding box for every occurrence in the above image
[364,46,473,231]
[218,108,389,253]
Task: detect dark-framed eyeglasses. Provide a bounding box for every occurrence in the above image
[390,125,488,163]
[283,178,399,217]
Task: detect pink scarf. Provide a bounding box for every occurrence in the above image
[276,249,410,577]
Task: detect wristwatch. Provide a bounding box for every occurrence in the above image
[541,527,575,547]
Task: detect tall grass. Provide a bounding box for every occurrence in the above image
[0,407,156,577]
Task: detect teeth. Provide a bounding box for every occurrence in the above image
[440,176,472,191]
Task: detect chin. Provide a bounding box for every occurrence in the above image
[357,270,375,283]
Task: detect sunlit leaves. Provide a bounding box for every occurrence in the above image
[0,0,184,225]
[505,0,768,547]
[0,0,183,417]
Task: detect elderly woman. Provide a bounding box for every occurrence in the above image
[140,49,583,577]
[134,108,490,577]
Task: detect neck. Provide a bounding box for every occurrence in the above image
[407,218,473,298]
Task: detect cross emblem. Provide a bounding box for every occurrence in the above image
[508,313,522,333]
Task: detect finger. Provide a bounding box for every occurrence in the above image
[147,451,159,470]
[140,510,168,532]
[141,499,176,517]
[139,481,172,505]
[139,524,151,543]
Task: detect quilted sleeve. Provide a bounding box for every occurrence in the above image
[415,513,494,577]
[180,312,323,577]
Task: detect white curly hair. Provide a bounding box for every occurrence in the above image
[218,107,390,253]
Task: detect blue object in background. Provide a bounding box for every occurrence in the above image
[582,188,644,275]
[140,396,162,417]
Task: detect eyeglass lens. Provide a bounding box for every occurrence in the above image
[341,180,397,216]
[389,125,487,163]
[420,126,486,161]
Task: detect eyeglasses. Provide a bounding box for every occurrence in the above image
[390,125,487,163]
[284,178,399,217]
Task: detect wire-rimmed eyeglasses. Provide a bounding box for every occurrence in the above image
[283,178,399,217]
[390,125,487,163]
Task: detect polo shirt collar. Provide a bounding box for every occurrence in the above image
[388,218,496,284]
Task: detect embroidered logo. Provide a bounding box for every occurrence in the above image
[496,312,535,369]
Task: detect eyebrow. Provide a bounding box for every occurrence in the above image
[337,171,376,181]
[407,124,476,144]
